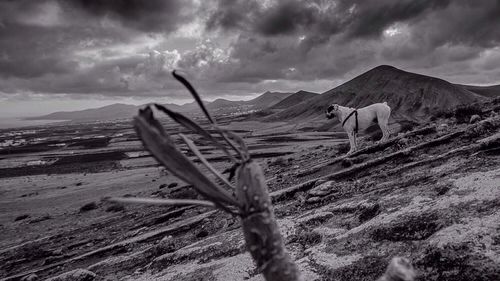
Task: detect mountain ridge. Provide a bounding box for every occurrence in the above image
[26,65,494,122]
[266,65,487,121]
[27,91,294,121]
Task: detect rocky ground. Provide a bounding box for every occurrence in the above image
[1,98,499,281]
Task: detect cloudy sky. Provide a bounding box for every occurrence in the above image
[1,0,499,118]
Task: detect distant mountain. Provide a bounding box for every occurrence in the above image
[247,91,293,109]
[27,103,139,121]
[270,90,318,109]
[267,65,486,121]
[458,84,500,98]
[28,91,293,122]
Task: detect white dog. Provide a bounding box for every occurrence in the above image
[325,102,391,154]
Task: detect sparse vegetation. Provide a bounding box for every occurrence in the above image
[433,104,483,123]
[399,120,419,133]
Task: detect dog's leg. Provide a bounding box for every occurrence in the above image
[347,131,357,154]
[379,123,389,142]
[379,105,391,142]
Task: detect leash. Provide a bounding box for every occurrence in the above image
[342,109,359,134]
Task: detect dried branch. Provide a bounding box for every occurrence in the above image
[154,104,237,162]
[172,70,215,124]
[171,71,244,159]
[133,107,238,209]
[178,133,234,190]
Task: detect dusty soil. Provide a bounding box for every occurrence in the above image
[1,98,499,281]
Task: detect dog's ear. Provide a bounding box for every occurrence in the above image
[326,105,334,113]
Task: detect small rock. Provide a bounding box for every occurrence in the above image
[398,137,410,146]
[196,230,209,238]
[44,269,96,281]
[52,248,63,256]
[168,182,178,188]
[155,236,177,254]
[434,184,451,196]
[308,181,338,197]
[159,184,168,189]
[306,196,322,204]
[358,203,381,223]
[160,235,173,243]
[469,114,481,124]
[75,182,83,186]
[341,158,353,167]
[378,257,416,281]
[437,123,449,132]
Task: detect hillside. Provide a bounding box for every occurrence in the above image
[3,97,499,280]
[268,65,486,121]
[270,90,319,109]
[459,84,500,98]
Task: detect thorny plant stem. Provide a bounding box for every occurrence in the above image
[236,160,302,281]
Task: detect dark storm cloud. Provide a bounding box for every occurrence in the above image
[0,29,77,78]
[206,0,451,38]
[254,1,315,35]
[69,0,194,32]
[0,0,136,79]
[410,0,500,48]
[202,0,500,85]
[339,0,452,38]
[1,0,500,102]
[206,0,500,51]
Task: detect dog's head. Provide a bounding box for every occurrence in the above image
[325,104,339,119]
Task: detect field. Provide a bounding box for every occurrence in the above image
[1,98,500,281]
